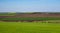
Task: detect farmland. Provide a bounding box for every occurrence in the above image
[0,12,60,33]
[0,22,60,33]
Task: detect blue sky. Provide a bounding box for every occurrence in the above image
[0,0,60,12]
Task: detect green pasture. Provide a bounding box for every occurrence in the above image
[0,22,60,33]
[0,13,16,16]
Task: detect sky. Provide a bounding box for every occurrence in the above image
[0,0,60,12]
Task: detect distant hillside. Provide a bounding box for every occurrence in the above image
[0,12,60,18]
[0,12,16,16]
[0,12,60,21]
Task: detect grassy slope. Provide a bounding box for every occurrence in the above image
[0,22,60,33]
[0,13,16,16]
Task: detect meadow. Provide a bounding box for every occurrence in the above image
[0,22,60,33]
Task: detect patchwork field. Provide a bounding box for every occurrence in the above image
[0,22,60,33]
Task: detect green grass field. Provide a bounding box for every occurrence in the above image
[0,22,60,33]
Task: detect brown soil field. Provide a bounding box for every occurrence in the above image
[0,13,60,18]
[15,13,60,17]
[0,13,60,22]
